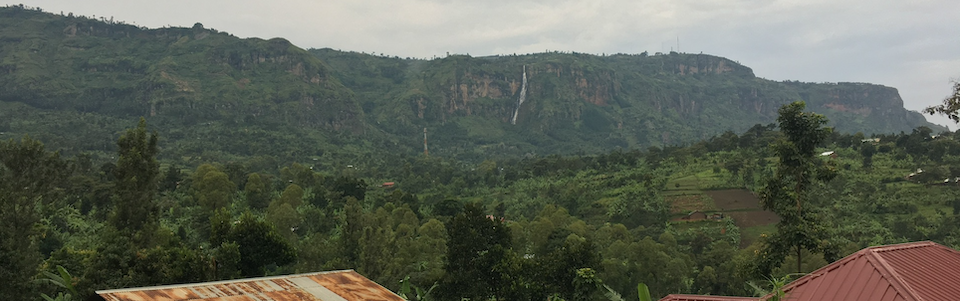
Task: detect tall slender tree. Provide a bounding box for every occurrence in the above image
[110,117,160,235]
[0,136,68,300]
[757,101,838,275]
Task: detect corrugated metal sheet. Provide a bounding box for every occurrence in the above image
[870,241,960,301]
[659,294,758,301]
[96,270,404,301]
[775,241,960,301]
[662,241,960,301]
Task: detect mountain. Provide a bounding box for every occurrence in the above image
[0,6,942,164]
[312,49,941,157]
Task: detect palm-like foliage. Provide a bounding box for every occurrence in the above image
[38,266,78,301]
[398,276,438,301]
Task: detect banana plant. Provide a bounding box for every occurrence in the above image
[38,265,78,301]
[636,283,652,301]
[602,283,652,301]
[747,274,794,301]
[398,276,437,301]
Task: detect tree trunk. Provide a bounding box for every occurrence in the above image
[797,246,802,274]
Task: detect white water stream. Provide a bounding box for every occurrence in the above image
[511,65,527,125]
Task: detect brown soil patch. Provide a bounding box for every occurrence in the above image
[667,194,713,214]
[706,189,762,210]
[727,211,780,228]
[706,189,781,228]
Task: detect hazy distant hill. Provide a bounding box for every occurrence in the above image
[0,5,942,164]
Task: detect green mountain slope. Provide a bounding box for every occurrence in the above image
[0,6,375,164]
[0,6,942,164]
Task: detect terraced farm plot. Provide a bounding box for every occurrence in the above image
[705,189,779,226]
[665,172,782,247]
[668,194,716,214]
[705,189,763,211]
[664,172,724,214]
[705,189,780,247]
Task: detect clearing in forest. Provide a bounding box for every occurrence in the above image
[705,189,780,247]
[663,171,728,214]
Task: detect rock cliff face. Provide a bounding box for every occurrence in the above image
[315,49,940,155]
[790,82,932,135]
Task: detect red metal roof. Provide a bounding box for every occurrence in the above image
[659,294,758,301]
[96,270,404,301]
[661,241,960,301]
[774,241,960,301]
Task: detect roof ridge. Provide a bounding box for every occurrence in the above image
[660,294,759,301]
[866,245,926,301]
[779,250,866,294]
[95,269,357,294]
[867,241,937,252]
[776,241,941,300]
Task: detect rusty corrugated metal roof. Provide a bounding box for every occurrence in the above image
[773,241,960,301]
[96,270,405,301]
[659,294,758,301]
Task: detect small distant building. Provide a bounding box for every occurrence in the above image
[819,151,837,158]
[381,182,395,188]
[860,138,881,144]
[486,214,505,222]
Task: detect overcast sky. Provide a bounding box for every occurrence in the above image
[16,0,960,128]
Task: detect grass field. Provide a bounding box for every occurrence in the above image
[740,224,777,248]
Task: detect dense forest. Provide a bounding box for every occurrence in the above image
[4,101,960,301]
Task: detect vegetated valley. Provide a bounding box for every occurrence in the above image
[2,5,959,301]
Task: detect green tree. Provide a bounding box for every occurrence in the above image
[266,184,303,243]
[757,101,838,275]
[226,211,297,277]
[159,164,183,192]
[342,196,366,265]
[535,231,600,300]
[277,184,304,207]
[265,201,302,243]
[213,242,242,280]
[924,81,960,122]
[0,136,68,300]
[439,203,513,300]
[280,163,321,188]
[38,265,79,301]
[193,164,236,211]
[82,227,207,297]
[334,176,367,202]
[860,142,876,168]
[110,118,160,235]
[244,173,270,210]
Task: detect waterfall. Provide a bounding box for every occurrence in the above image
[511,65,527,125]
